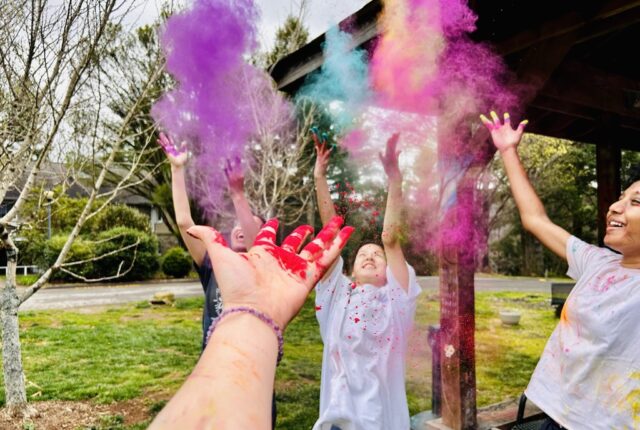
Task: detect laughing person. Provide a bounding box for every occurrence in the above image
[481,111,640,430]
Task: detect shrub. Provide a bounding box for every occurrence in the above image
[93,227,159,281]
[16,230,46,267]
[161,247,192,278]
[43,234,96,282]
[91,204,151,234]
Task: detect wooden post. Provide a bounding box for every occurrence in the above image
[596,117,621,246]
[434,121,490,429]
[438,169,478,430]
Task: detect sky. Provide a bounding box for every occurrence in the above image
[123,0,371,51]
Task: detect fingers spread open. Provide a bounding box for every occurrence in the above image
[253,218,279,248]
[300,216,344,260]
[490,111,500,126]
[314,226,355,276]
[158,133,177,156]
[479,114,494,130]
[518,119,529,131]
[282,225,314,254]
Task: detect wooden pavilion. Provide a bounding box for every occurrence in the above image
[270,1,640,428]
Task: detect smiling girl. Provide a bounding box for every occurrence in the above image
[311,133,421,430]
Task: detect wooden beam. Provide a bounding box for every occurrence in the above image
[272,1,381,92]
[497,1,640,55]
[539,60,640,121]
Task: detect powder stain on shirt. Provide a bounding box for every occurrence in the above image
[627,372,640,426]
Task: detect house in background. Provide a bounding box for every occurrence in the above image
[0,162,178,271]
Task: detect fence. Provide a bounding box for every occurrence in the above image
[0,265,40,276]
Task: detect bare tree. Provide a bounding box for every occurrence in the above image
[242,70,317,225]
[0,0,165,413]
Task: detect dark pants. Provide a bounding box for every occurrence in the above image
[539,417,564,430]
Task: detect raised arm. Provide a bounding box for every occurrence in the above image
[225,157,261,247]
[157,133,206,266]
[379,133,409,291]
[313,132,337,225]
[481,112,570,260]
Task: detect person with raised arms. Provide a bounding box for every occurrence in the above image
[481,111,640,430]
[311,132,422,430]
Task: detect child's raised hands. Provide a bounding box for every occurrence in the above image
[224,157,245,196]
[312,128,332,178]
[379,133,401,181]
[480,111,528,153]
[157,132,188,167]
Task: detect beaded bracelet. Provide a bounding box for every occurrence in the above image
[205,306,284,365]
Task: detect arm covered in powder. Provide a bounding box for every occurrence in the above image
[313,132,340,280]
[379,133,410,291]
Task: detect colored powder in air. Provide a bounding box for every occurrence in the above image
[152,0,258,145]
[370,0,522,252]
[152,0,294,219]
[371,0,444,114]
[151,0,258,217]
[297,26,372,143]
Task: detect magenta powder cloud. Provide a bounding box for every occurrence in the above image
[151,0,262,218]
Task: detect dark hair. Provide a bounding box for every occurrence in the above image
[623,165,640,190]
[348,241,385,272]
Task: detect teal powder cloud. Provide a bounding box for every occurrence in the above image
[296,26,372,132]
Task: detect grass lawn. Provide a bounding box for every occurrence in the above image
[0,291,558,429]
[0,274,41,286]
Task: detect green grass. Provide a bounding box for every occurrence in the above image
[2,297,204,405]
[0,293,558,429]
[0,274,41,286]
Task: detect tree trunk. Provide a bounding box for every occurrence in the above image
[0,232,27,408]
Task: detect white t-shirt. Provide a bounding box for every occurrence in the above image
[526,236,640,429]
[312,257,422,430]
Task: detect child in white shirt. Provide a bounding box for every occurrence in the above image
[311,133,421,430]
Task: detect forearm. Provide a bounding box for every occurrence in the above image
[314,174,337,225]
[171,165,206,264]
[171,165,195,228]
[231,191,260,246]
[500,148,550,228]
[149,314,278,430]
[382,176,403,245]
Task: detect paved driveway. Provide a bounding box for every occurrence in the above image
[18,281,204,311]
[15,276,554,311]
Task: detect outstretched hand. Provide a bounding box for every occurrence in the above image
[224,157,244,195]
[187,217,354,329]
[379,133,401,181]
[157,133,188,167]
[312,129,332,178]
[480,111,528,153]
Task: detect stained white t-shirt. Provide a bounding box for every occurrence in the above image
[312,257,422,430]
[525,236,640,429]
